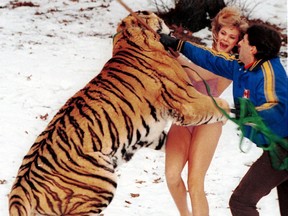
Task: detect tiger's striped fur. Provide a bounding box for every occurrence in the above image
[9,11,229,216]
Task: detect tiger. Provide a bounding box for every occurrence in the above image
[9,11,229,216]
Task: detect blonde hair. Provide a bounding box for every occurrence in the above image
[211,7,248,52]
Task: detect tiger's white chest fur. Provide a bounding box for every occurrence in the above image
[113,118,171,167]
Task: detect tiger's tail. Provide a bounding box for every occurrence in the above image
[9,185,31,216]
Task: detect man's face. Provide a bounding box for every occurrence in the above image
[238,34,255,65]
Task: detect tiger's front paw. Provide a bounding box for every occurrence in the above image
[215,98,230,124]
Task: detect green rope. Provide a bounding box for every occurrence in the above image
[182,65,288,170]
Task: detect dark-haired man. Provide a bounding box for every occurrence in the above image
[160,24,288,215]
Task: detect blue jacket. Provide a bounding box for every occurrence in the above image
[181,42,288,146]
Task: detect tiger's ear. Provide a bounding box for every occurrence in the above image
[116,21,125,32]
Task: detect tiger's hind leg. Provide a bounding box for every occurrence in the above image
[62,151,118,215]
[32,151,118,216]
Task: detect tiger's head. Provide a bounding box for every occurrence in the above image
[116,11,171,35]
[113,11,171,54]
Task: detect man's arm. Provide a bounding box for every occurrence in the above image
[160,34,238,80]
[181,42,236,80]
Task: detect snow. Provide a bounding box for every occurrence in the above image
[0,0,286,215]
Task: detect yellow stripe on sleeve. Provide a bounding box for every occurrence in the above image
[256,61,278,111]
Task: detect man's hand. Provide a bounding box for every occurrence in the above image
[159,34,180,51]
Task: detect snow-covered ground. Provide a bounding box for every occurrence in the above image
[0,0,287,215]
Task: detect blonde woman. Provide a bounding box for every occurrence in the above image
[165,7,248,216]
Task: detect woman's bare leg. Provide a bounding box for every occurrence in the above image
[165,124,192,216]
[187,122,222,216]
